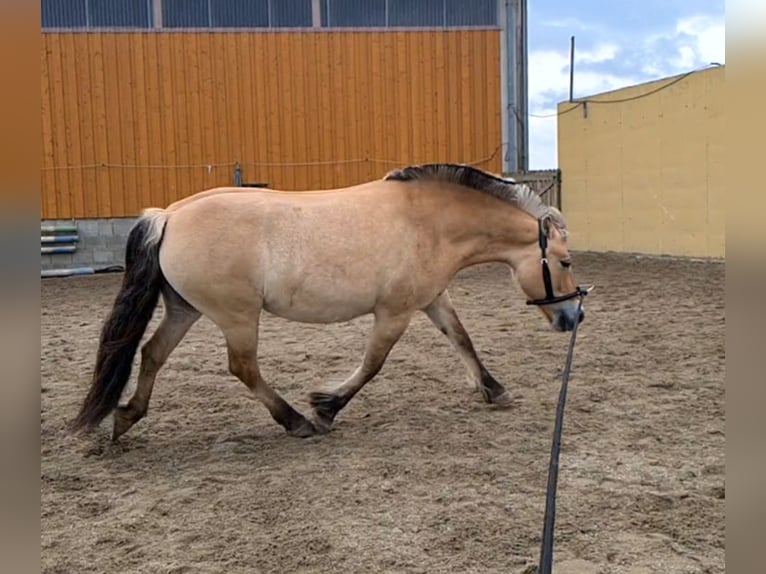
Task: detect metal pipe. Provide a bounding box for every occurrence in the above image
[41,235,79,244]
[41,224,77,234]
[502,0,529,173]
[504,0,517,173]
[41,267,96,278]
[152,0,163,28]
[233,162,242,186]
[569,35,575,102]
[518,0,528,171]
[41,245,77,254]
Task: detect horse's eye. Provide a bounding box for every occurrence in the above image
[560,260,572,269]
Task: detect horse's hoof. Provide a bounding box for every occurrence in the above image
[312,415,334,435]
[111,407,139,441]
[308,391,344,433]
[287,418,317,438]
[111,423,132,441]
[489,389,513,408]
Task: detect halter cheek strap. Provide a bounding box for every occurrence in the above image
[526,218,592,306]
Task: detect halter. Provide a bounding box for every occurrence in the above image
[525,218,592,306]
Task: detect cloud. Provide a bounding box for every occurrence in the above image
[527,115,558,170]
[675,15,725,64]
[528,45,630,107]
[526,45,638,169]
[525,12,725,169]
[577,43,620,64]
[527,49,568,105]
[540,17,596,31]
[641,14,726,75]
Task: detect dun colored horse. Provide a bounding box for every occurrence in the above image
[71,164,587,440]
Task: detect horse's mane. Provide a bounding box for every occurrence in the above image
[384,163,566,235]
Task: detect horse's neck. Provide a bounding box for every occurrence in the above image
[439,197,539,271]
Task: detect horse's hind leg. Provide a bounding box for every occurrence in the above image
[423,290,512,407]
[112,285,201,440]
[309,311,412,433]
[224,319,316,438]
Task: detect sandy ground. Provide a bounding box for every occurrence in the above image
[41,252,724,574]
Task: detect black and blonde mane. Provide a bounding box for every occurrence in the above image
[384,163,566,234]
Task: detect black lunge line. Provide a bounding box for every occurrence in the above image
[538,295,585,574]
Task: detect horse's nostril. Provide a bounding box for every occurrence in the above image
[558,314,573,331]
[578,310,585,324]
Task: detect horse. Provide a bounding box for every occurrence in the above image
[70,163,588,441]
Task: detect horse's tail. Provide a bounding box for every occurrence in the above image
[70,208,169,433]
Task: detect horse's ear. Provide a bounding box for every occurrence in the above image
[541,210,567,239]
[541,215,554,238]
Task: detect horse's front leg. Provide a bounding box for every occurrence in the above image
[309,310,413,433]
[423,290,512,407]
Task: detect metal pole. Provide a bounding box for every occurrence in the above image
[569,36,575,102]
[502,0,517,173]
[517,0,528,171]
[499,1,510,173]
[501,1,528,174]
[233,162,242,187]
[151,0,163,28]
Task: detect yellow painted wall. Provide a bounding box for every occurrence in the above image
[557,65,724,258]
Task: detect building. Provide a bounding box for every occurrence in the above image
[41,0,530,272]
[557,64,724,258]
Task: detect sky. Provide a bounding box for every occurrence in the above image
[525,0,726,169]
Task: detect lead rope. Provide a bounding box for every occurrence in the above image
[537,295,585,574]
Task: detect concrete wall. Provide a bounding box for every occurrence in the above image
[41,217,137,271]
[557,65,724,258]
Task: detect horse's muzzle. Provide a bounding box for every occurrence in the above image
[552,308,585,332]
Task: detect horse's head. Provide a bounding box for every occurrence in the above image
[514,215,589,332]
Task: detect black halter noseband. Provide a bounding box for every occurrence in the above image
[525,218,591,307]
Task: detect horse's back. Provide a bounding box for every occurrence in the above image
[155,181,436,325]
[163,179,388,213]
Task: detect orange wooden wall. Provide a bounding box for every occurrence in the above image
[41,30,502,219]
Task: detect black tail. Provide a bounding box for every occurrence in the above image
[70,211,167,433]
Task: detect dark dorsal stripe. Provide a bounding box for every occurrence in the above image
[384,163,567,237]
[383,163,527,207]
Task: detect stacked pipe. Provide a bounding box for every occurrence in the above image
[41,222,78,255]
[40,222,125,278]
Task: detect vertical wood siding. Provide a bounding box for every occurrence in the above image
[41,30,502,219]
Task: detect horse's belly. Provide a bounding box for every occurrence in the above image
[262,284,375,324]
